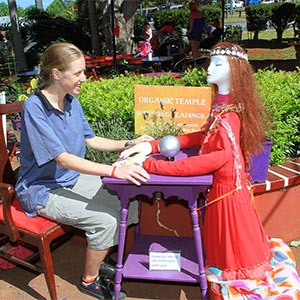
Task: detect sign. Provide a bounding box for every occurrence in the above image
[149,250,181,271]
[134,85,212,135]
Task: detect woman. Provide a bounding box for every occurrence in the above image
[15,42,153,300]
[119,42,300,299]
[200,18,223,50]
[187,1,206,59]
[143,22,153,43]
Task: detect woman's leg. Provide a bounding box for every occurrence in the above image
[190,40,200,59]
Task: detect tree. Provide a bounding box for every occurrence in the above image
[101,0,139,54]
[75,0,147,55]
[35,0,43,10]
[7,0,27,71]
[0,2,9,15]
[269,2,296,43]
[22,7,90,68]
[46,0,71,17]
[87,0,101,55]
[245,4,271,41]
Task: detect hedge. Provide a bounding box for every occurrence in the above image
[78,68,300,166]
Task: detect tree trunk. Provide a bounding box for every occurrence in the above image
[88,0,101,55]
[253,30,259,41]
[101,0,138,54]
[276,29,283,43]
[35,0,43,10]
[8,0,27,72]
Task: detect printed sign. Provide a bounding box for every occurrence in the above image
[134,85,212,135]
[149,250,181,271]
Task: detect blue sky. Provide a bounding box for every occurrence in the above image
[16,0,52,8]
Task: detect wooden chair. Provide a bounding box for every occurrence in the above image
[0,101,74,300]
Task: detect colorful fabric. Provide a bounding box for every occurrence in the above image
[206,237,300,299]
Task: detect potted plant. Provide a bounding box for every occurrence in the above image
[224,25,243,43]
[248,139,273,183]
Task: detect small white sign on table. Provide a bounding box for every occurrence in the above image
[149,243,181,271]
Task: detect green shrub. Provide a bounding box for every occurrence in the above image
[79,72,187,125]
[245,4,272,41]
[85,110,137,164]
[255,68,300,165]
[181,68,208,87]
[0,79,23,103]
[79,70,207,163]
[269,2,297,42]
[224,25,243,43]
[12,68,299,166]
[245,2,296,42]
[152,5,221,33]
[79,68,300,166]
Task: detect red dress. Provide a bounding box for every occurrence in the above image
[143,93,272,280]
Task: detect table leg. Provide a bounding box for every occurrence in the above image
[114,206,128,300]
[189,204,209,300]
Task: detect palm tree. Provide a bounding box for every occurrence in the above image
[7,0,27,71]
[35,0,43,10]
[87,0,101,55]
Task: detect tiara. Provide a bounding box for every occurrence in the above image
[210,47,248,61]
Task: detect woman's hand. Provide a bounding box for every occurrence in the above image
[132,134,154,145]
[113,152,148,167]
[120,141,152,159]
[112,165,150,186]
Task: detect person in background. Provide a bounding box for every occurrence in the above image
[0,32,8,62]
[118,42,300,299]
[97,25,106,55]
[134,22,153,57]
[200,18,223,50]
[187,1,206,59]
[15,42,153,300]
[143,21,153,43]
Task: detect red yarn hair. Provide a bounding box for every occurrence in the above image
[210,42,270,168]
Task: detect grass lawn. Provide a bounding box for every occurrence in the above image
[244,37,297,71]
[241,28,295,61]
[244,39,295,62]
[224,11,297,65]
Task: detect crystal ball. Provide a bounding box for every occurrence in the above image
[159,135,180,158]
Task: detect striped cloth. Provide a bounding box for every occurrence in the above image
[207,237,300,299]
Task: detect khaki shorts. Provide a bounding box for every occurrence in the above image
[38,173,138,250]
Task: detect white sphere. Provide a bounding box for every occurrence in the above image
[159,135,180,158]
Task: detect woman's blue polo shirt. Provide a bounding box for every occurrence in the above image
[15,89,95,216]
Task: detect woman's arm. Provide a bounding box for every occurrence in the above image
[150,130,206,153]
[188,14,195,34]
[55,152,149,186]
[143,126,232,176]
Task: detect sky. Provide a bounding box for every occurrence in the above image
[15,0,52,8]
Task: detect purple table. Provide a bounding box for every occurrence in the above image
[102,148,212,300]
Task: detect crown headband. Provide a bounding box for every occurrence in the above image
[210,47,248,61]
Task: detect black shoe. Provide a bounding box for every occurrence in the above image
[79,276,126,300]
[99,262,116,279]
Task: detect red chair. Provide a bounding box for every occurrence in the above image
[0,101,74,300]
